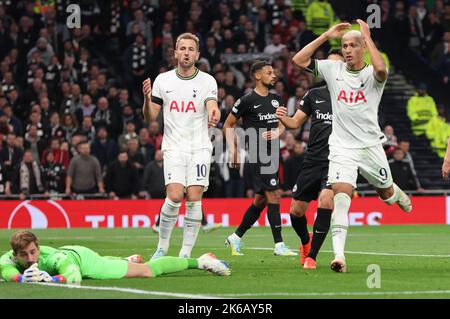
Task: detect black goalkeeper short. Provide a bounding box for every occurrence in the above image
[248,163,280,194]
[292,162,331,202]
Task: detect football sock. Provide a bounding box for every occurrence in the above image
[179,201,202,258]
[382,183,404,205]
[148,256,198,277]
[290,214,310,245]
[235,204,264,237]
[308,208,332,260]
[267,203,283,244]
[331,193,350,260]
[155,215,160,227]
[157,198,181,252]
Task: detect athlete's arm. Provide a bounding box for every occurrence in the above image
[223,113,240,169]
[47,252,82,284]
[142,78,162,122]
[292,22,351,69]
[275,107,309,129]
[262,120,285,140]
[0,262,22,282]
[206,99,220,128]
[358,19,387,83]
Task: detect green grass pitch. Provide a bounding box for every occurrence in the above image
[1,225,449,299]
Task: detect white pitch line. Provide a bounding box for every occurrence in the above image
[33,282,222,299]
[247,247,450,258]
[217,290,450,297]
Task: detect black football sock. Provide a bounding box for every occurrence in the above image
[235,204,264,238]
[267,203,283,243]
[308,208,332,260]
[155,215,160,226]
[290,214,310,245]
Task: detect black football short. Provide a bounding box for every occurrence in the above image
[292,162,331,202]
[248,163,279,194]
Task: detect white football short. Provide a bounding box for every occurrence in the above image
[327,143,393,189]
[163,149,212,191]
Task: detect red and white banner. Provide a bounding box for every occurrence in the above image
[0,197,447,229]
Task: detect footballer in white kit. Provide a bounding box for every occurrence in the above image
[151,67,217,190]
[142,33,220,261]
[293,19,412,273]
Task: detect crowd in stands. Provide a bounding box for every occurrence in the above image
[0,0,448,199]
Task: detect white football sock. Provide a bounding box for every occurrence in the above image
[229,233,241,241]
[179,201,202,258]
[157,198,181,252]
[331,193,351,260]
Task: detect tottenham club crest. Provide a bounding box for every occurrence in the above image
[271,99,279,108]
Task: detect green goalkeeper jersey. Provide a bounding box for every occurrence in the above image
[0,245,128,283]
[0,246,75,282]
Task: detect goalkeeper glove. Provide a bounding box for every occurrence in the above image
[18,263,40,283]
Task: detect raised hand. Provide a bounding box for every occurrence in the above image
[142,78,152,101]
[275,106,288,119]
[325,22,351,40]
[357,19,371,39]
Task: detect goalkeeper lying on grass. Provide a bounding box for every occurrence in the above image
[0,230,230,284]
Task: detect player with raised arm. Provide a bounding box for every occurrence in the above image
[142,33,220,260]
[223,61,296,257]
[291,20,412,272]
[0,231,230,285]
[276,49,345,269]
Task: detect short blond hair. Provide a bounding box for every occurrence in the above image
[10,230,39,253]
[175,32,200,51]
[342,30,365,45]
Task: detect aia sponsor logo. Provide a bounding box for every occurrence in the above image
[169,101,197,112]
[337,90,367,105]
[8,200,71,229]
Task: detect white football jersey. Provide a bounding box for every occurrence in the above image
[312,59,387,148]
[151,68,218,152]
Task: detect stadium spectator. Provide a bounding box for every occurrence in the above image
[406,83,438,136]
[3,105,22,136]
[389,148,421,191]
[120,104,142,133]
[0,159,11,197]
[48,112,65,141]
[91,127,119,173]
[66,141,105,196]
[61,113,78,143]
[26,37,54,67]
[305,0,335,36]
[138,127,155,164]
[430,31,450,83]
[75,115,96,143]
[0,132,23,174]
[219,147,246,198]
[148,121,163,151]
[41,137,65,165]
[283,141,305,196]
[407,5,425,54]
[75,94,96,124]
[14,149,46,199]
[41,151,66,194]
[140,149,165,199]
[383,125,398,157]
[280,131,297,161]
[286,86,306,117]
[105,151,140,199]
[126,138,145,175]
[118,121,138,151]
[92,96,118,138]
[398,140,423,192]
[24,124,45,164]
[263,33,286,56]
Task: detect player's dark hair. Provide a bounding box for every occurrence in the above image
[250,60,272,78]
[10,231,39,253]
[327,48,343,58]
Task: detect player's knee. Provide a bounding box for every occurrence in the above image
[167,194,183,203]
[253,196,266,208]
[318,190,334,210]
[290,200,307,217]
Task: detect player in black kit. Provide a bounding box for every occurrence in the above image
[276,49,345,269]
[223,61,296,256]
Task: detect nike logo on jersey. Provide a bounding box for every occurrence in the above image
[315,230,327,234]
[253,104,261,109]
[166,90,174,93]
[315,100,325,104]
[336,78,344,81]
